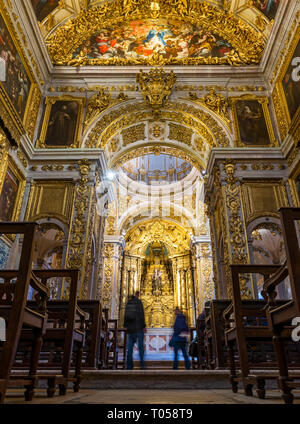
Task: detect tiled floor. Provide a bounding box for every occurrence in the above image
[4,389,300,404]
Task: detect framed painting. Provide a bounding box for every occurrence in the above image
[0,5,39,141]
[251,0,280,21]
[277,32,300,126]
[31,0,59,22]
[37,96,85,148]
[231,95,276,147]
[0,157,25,223]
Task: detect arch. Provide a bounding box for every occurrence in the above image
[83,99,232,149]
[117,199,197,236]
[123,217,191,257]
[110,143,205,172]
[83,99,233,174]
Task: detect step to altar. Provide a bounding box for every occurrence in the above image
[80,370,231,390]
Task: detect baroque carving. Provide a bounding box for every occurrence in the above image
[188,89,229,124]
[136,68,176,116]
[224,162,251,298]
[84,89,129,129]
[168,123,193,145]
[66,160,91,274]
[122,123,146,146]
[102,243,115,309]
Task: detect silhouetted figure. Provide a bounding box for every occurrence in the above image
[124,291,146,369]
[170,307,191,370]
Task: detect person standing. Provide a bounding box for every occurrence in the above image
[170,307,191,370]
[124,291,146,370]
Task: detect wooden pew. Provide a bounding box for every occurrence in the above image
[0,222,49,403]
[205,300,231,369]
[77,300,102,369]
[106,319,118,369]
[117,328,127,369]
[189,317,207,369]
[99,308,109,369]
[24,270,86,397]
[224,264,289,399]
[262,207,300,403]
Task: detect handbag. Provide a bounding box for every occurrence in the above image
[169,333,187,347]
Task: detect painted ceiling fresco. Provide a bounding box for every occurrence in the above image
[28,0,283,66]
[72,19,234,62]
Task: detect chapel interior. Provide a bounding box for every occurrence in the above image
[0,0,300,405]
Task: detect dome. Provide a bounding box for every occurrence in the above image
[121,154,193,185]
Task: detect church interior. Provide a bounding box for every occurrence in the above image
[0,0,300,406]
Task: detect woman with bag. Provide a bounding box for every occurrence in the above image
[169,307,191,370]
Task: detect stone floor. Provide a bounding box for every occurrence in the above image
[4,389,300,404]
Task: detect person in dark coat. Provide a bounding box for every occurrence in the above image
[171,307,191,370]
[124,291,146,369]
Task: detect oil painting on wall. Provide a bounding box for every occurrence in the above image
[31,0,59,22]
[0,12,31,120]
[0,167,20,222]
[44,100,80,147]
[251,0,280,21]
[235,99,271,146]
[281,39,300,122]
[72,19,234,62]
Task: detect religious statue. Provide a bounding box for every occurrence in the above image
[203,88,229,120]
[152,269,162,294]
[84,88,112,126]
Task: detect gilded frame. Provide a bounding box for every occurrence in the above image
[0,4,40,142]
[230,95,277,147]
[37,96,85,149]
[274,25,300,137]
[288,159,300,208]
[0,156,26,224]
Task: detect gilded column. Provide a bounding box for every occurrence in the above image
[65,159,95,298]
[102,237,125,319]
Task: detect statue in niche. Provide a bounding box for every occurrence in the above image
[152,269,162,294]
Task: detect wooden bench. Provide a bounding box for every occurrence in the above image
[0,222,49,403]
[117,328,127,369]
[262,207,300,403]
[77,300,102,369]
[224,264,291,399]
[106,319,118,369]
[23,270,86,397]
[205,300,231,369]
[189,316,207,369]
[99,308,109,369]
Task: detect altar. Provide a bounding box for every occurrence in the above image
[133,328,174,360]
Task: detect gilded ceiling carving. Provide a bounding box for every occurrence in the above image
[45,0,265,66]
